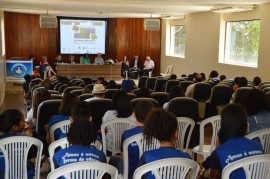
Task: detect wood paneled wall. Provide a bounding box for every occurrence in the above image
[4,12,161,75]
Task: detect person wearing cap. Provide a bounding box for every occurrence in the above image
[143,56,154,76]
[84,84,106,102]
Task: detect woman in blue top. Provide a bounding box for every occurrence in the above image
[136,108,191,179]
[202,104,264,179]
[0,109,34,179]
[53,120,106,169]
[47,93,78,143]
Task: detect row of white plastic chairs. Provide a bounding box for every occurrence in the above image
[0,118,269,178]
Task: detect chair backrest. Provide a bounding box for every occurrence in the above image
[48,90,60,95]
[233,87,253,103]
[105,89,120,99]
[154,78,168,92]
[151,92,168,107]
[58,84,68,94]
[176,117,195,151]
[210,84,233,106]
[123,133,160,179]
[168,97,199,148]
[163,65,173,76]
[133,158,200,179]
[138,76,149,88]
[127,93,135,100]
[70,88,84,96]
[49,120,71,142]
[246,128,270,154]
[198,115,221,158]
[101,118,136,156]
[131,98,159,109]
[63,86,83,95]
[51,94,63,100]
[165,80,180,93]
[49,137,103,171]
[145,78,157,90]
[192,82,212,102]
[222,154,270,179]
[0,136,43,179]
[78,93,94,101]
[87,99,113,130]
[47,161,118,179]
[179,81,194,92]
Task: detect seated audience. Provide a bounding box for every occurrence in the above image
[239,89,270,133]
[136,109,190,178]
[200,72,206,81]
[94,53,104,65]
[128,55,142,79]
[185,73,204,97]
[47,93,78,143]
[253,76,261,89]
[121,79,135,93]
[107,80,117,89]
[25,88,51,128]
[143,56,155,76]
[220,75,226,81]
[102,90,135,156]
[135,87,152,98]
[85,84,106,102]
[0,109,34,179]
[163,86,185,110]
[208,70,219,85]
[39,56,56,78]
[22,74,31,95]
[233,77,240,93]
[53,120,106,169]
[202,104,264,179]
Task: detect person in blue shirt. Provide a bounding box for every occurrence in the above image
[47,93,78,143]
[110,100,154,178]
[0,109,34,179]
[136,108,191,179]
[53,120,106,169]
[202,104,264,179]
[239,89,270,134]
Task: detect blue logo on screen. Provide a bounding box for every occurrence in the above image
[11,63,27,77]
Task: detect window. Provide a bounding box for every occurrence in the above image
[168,25,186,58]
[223,20,260,67]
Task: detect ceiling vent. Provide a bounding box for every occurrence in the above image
[211,4,255,13]
[144,19,160,31]
[40,15,57,28]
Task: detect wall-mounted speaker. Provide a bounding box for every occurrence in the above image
[144,19,160,31]
[40,15,57,28]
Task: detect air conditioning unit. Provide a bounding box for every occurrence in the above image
[144,19,160,31]
[40,15,57,28]
[211,4,255,13]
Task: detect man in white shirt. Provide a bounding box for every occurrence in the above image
[94,53,104,65]
[143,56,154,76]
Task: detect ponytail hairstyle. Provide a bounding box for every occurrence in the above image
[143,108,177,145]
[0,109,24,134]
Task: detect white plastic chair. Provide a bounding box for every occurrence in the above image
[176,117,195,151]
[0,136,43,179]
[123,133,160,179]
[222,154,270,179]
[47,161,118,179]
[160,65,173,78]
[49,137,103,171]
[101,118,136,156]
[192,115,221,160]
[133,158,200,179]
[246,128,270,154]
[49,120,70,142]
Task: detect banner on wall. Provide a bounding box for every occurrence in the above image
[6,60,33,82]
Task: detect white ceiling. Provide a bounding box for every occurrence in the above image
[0,0,269,18]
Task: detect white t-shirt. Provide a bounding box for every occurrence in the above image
[144,60,155,69]
[25,107,37,127]
[102,110,135,152]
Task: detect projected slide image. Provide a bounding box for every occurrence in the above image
[60,19,106,54]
